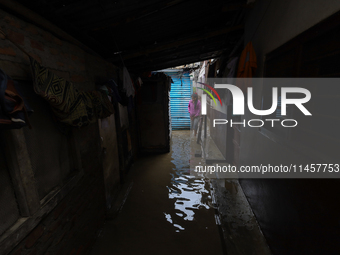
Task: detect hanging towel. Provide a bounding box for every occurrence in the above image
[30,57,96,127]
[123,66,135,97]
[30,57,115,126]
[237,42,257,92]
[89,90,114,119]
[0,69,32,129]
[106,79,122,104]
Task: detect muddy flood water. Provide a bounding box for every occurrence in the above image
[91,130,224,255]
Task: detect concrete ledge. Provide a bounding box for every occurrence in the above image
[211,179,272,255]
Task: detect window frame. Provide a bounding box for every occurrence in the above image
[0,125,83,255]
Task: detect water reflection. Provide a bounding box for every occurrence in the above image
[165,131,211,232]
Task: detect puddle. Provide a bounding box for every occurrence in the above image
[164,131,211,232]
[91,130,224,255]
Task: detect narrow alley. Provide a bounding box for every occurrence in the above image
[92,131,224,255]
[0,1,340,255]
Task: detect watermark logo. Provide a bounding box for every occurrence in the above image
[196,82,222,106]
[199,83,312,128]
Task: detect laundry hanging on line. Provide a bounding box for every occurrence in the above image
[236,41,257,92]
[30,57,114,127]
[0,69,33,129]
[123,66,135,97]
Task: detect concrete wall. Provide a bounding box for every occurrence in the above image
[99,116,121,208]
[239,1,340,254]
[245,0,340,76]
[0,6,122,255]
[137,74,170,154]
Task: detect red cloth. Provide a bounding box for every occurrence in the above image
[237,42,257,92]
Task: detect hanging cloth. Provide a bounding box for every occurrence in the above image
[89,90,114,119]
[2,29,114,127]
[0,69,32,129]
[123,66,135,97]
[236,41,257,92]
[30,56,96,127]
[30,57,114,126]
[106,79,122,104]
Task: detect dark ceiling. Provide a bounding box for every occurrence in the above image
[15,0,247,72]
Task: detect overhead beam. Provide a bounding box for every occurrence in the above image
[129,50,224,72]
[120,40,230,67]
[222,2,252,12]
[109,33,233,62]
[88,1,245,32]
[0,0,103,57]
[223,3,244,12]
[119,24,243,61]
[114,0,186,26]
[81,0,186,31]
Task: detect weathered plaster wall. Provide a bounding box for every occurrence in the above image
[245,0,340,76]
[99,115,121,208]
[137,76,170,153]
[238,1,340,254]
[0,6,121,255]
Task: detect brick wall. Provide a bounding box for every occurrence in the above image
[0,7,120,255]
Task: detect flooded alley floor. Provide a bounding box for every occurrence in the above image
[91,130,224,255]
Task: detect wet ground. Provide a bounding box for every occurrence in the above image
[91,130,224,255]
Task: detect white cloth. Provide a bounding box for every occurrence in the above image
[118,103,129,129]
[137,77,143,86]
[123,66,135,97]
